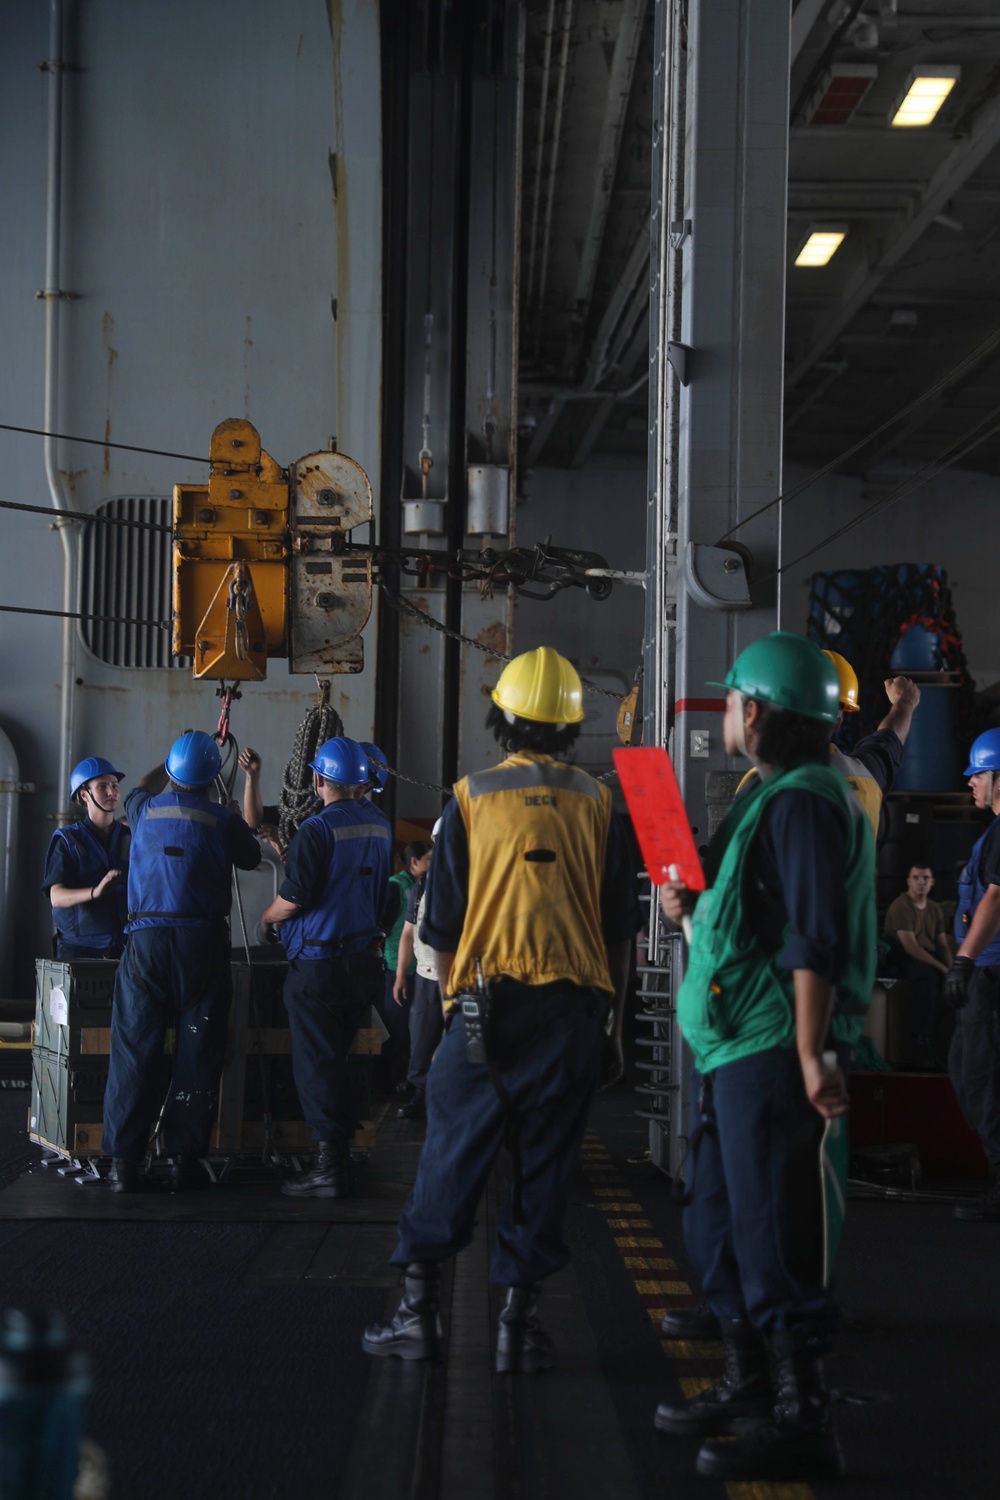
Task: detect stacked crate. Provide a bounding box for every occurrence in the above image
[30,958,384,1159]
[29,960,141,1157]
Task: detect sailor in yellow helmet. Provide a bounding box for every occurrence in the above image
[363,646,640,1372]
[736,649,921,839]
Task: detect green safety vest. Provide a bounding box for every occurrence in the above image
[677,760,876,1074]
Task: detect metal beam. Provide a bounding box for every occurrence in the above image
[787,85,1000,389]
[791,0,828,61]
[569,395,616,467]
[561,0,648,379]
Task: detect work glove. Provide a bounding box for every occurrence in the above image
[944,955,975,1011]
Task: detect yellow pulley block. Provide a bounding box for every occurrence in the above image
[172,419,374,681]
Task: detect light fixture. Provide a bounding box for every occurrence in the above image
[890,66,960,128]
[794,226,848,268]
[805,64,877,126]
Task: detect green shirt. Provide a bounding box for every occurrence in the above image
[384,869,415,973]
[677,761,876,1073]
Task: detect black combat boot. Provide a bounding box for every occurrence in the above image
[108,1159,147,1194]
[170,1156,208,1192]
[954,1163,1000,1221]
[654,1317,771,1435]
[695,1327,844,1481]
[281,1140,351,1199]
[659,1299,722,1341]
[495,1286,556,1374]
[362,1263,443,1360]
[397,1091,426,1121]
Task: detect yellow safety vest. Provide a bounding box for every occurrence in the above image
[449,753,614,995]
[735,745,882,840]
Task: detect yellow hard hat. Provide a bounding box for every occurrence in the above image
[823,649,860,713]
[491,647,584,725]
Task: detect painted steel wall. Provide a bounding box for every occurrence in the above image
[0,0,381,995]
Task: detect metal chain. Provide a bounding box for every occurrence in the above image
[377,581,628,701]
[384,765,452,795]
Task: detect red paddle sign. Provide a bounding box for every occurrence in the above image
[613,747,705,891]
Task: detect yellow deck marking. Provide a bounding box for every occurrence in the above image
[582,1138,818,1500]
[726,1487,815,1500]
[660,1338,724,1360]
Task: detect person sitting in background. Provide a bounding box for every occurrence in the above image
[884,864,951,1067]
[43,757,130,960]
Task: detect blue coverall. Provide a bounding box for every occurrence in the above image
[102,785,261,1163]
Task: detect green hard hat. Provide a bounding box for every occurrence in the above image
[716,631,841,723]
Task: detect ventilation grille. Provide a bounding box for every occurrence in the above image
[80,496,186,670]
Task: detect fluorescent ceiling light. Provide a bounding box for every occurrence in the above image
[890,66,960,128]
[794,228,847,267]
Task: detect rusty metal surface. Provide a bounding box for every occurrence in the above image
[289,554,372,674]
[289,450,373,673]
[291,451,372,529]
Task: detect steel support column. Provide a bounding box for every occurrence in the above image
[645,0,789,1176]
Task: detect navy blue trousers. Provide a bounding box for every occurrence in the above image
[379,969,411,1072]
[684,1046,829,1337]
[102,925,232,1163]
[949,964,1000,1167]
[284,951,383,1142]
[392,983,604,1286]
[406,973,444,1092]
[54,939,122,961]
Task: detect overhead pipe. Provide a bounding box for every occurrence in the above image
[562,0,647,380]
[0,728,23,996]
[521,226,650,404]
[524,0,556,313]
[42,0,78,824]
[531,0,573,361]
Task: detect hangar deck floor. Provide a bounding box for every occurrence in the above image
[0,1079,997,1500]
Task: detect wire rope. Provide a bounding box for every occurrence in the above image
[764,400,1000,582]
[716,323,1000,545]
[0,420,208,464]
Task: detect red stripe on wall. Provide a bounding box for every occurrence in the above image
[674,698,727,713]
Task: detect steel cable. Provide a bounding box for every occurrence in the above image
[716,323,1000,545]
[767,399,1000,582]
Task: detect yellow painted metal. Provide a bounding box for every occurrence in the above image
[172,418,290,680]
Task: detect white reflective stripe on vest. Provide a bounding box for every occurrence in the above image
[145,805,221,827]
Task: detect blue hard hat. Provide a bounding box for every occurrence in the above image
[70,757,125,799]
[360,741,388,792]
[165,731,222,790]
[309,736,369,786]
[964,729,1000,777]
